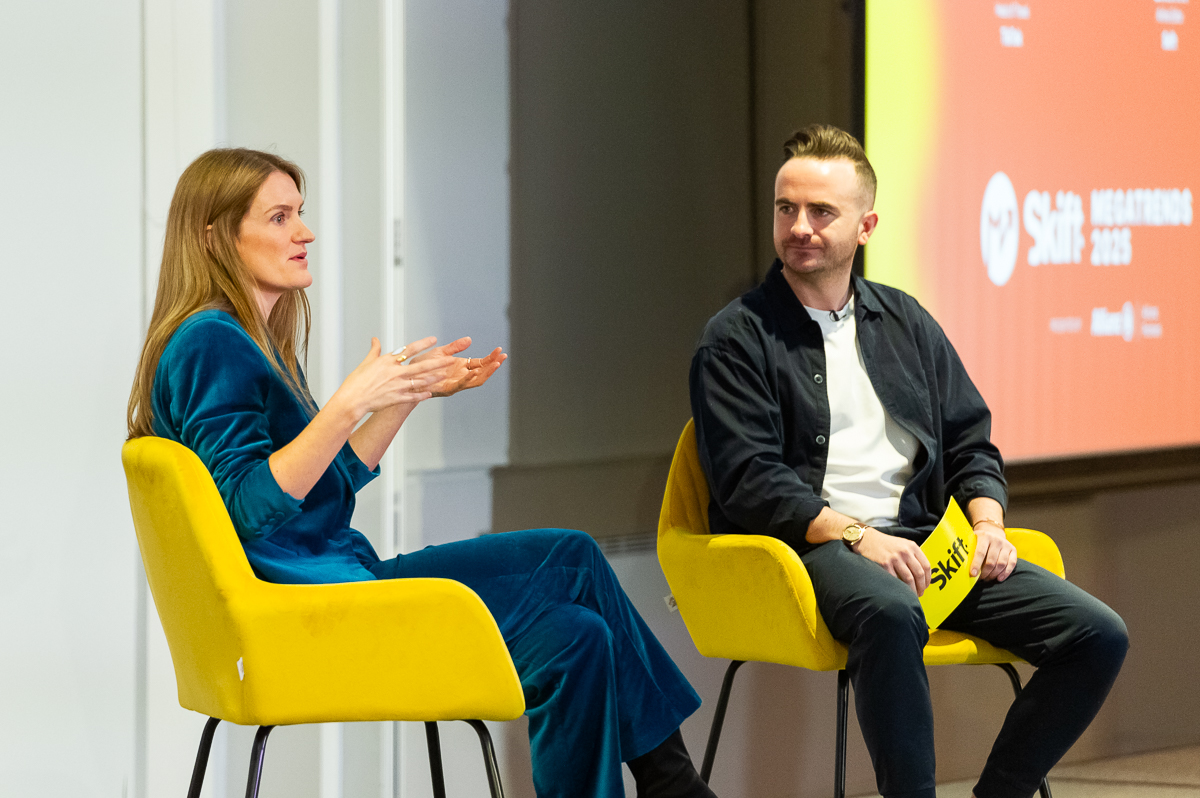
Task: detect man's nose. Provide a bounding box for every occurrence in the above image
[792,213,813,238]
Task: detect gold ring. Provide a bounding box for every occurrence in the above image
[467,357,474,369]
[396,355,408,364]
[410,379,415,391]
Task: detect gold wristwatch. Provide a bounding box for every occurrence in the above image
[842,522,869,550]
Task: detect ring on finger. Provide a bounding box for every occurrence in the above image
[410,378,416,392]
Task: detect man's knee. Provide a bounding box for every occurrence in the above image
[1079,603,1129,671]
[857,590,930,649]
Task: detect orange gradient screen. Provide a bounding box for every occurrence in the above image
[866,0,1200,461]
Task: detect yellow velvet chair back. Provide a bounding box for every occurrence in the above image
[124,435,260,721]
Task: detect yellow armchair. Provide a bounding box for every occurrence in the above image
[657,421,1059,798]
[122,436,524,798]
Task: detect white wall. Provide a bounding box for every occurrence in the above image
[0,1,142,795]
[399,1,515,794]
[402,0,511,550]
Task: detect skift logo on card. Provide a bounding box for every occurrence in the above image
[918,498,980,629]
[929,534,971,592]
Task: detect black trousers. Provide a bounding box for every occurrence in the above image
[801,540,1129,798]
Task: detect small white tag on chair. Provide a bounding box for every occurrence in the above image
[237,657,245,681]
[664,594,678,613]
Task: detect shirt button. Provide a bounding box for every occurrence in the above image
[816,435,827,445]
[813,373,824,384]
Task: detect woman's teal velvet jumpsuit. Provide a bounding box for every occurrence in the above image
[151,310,701,797]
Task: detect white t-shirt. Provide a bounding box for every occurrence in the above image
[803,295,918,527]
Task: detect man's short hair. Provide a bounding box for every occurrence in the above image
[782,124,877,207]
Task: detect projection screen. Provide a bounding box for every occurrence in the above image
[864,0,1199,461]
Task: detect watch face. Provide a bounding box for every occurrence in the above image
[843,524,865,543]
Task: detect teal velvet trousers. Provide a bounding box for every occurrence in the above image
[369,528,701,798]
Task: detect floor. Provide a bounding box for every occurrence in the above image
[850,744,1200,798]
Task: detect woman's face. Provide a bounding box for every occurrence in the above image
[236,170,315,312]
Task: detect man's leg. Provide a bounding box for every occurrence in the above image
[802,541,937,798]
[939,561,1128,798]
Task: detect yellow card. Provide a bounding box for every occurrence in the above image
[918,497,979,629]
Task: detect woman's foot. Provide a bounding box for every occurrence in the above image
[626,729,718,798]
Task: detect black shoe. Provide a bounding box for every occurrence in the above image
[627,729,717,798]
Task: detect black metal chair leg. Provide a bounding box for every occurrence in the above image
[994,663,1052,798]
[425,722,447,798]
[186,717,221,798]
[244,725,275,798]
[995,662,1023,696]
[700,659,745,783]
[834,669,850,798]
[465,720,507,798]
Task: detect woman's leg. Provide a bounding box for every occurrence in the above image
[369,529,702,794]
[508,602,624,798]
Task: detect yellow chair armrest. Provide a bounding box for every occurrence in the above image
[659,527,847,671]
[227,577,525,726]
[1006,528,1065,578]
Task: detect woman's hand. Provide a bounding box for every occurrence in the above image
[408,336,508,398]
[269,337,454,498]
[330,337,455,419]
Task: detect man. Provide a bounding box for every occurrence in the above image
[689,124,1127,798]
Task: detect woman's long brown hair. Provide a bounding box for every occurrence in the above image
[127,148,314,439]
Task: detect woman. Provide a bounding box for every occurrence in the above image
[127,148,717,798]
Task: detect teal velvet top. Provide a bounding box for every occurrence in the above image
[152,309,381,584]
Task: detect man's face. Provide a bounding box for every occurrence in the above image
[772,157,877,282]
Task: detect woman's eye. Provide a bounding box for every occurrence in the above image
[273,213,285,223]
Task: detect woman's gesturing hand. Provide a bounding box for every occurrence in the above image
[408,336,508,398]
[331,337,455,419]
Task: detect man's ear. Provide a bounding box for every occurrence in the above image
[858,210,879,245]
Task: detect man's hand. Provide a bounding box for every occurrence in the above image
[966,497,1016,582]
[856,529,933,597]
[969,520,1017,582]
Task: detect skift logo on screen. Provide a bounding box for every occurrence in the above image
[980,172,1020,286]
[979,171,1193,287]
